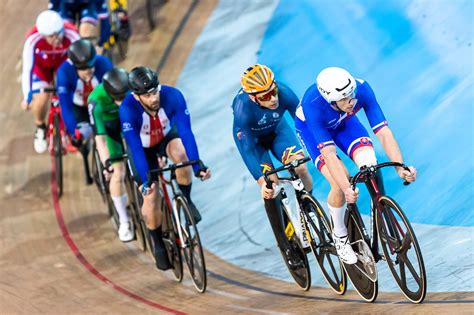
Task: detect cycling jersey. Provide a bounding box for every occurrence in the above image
[119,86,201,184]
[21,22,80,102]
[295,79,388,170]
[56,55,113,136]
[88,83,120,135]
[89,83,125,161]
[232,82,303,180]
[49,0,110,46]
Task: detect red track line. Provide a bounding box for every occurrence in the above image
[50,158,186,315]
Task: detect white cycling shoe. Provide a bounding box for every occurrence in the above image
[118,222,134,242]
[34,126,47,154]
[333,233,358,265]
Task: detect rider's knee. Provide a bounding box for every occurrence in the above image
[353,148,377,169]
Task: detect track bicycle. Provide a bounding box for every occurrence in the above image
[149,159,207,293]
[263,157,346,293]
[29,88,67,197]
[103,0,131,62]
[342,162,427,303]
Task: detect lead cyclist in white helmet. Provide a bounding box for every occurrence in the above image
[21,10,79,153]
[295,67,417,264]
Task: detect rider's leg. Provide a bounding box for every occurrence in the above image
[320,161,349,237]
[30,91,51,153]
[141,186,171,270]
[79,21,98,39]
[165,138,202,222]
[110,162,133,241]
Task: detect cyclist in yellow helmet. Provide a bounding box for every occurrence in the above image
[232,64,312,269]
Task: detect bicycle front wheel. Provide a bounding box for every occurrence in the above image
[376,196,427,303]
[162,197,183,282]
[344,209,378,302]
[175,196,206,293]
[52,113,63,197]
[301,194,346,295]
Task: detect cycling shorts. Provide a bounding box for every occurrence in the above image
[103,119,125,163]
[296,115,374,171]
[130,126,180,186]
[60,1,98,25]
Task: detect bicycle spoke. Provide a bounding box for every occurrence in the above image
[399,251,421,284]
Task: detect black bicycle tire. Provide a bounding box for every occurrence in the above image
[376,196,427,303]
[175,196,206,293]
[279,198,311,291]
[92,146,108,203]
[53,113,63,197]
[125,173,145,249]
[162,197,184,282]
[344,211,378,302]
[146,0,159,30]
[301,194,347,295]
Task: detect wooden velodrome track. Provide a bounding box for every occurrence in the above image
[1,1,473,314]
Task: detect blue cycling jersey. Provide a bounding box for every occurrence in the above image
[57,55,113,136]
[119,86,201,184]
[295,79,388,170]
[232,82,302,179]
[297,79,387,147]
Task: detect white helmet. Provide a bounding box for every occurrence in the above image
[317,67,357,103]
[36,10,64,36]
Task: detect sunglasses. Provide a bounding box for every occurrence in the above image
[255,85,278,102]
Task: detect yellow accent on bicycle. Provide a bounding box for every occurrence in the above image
[285,222,295,240]
[108,0,128,11]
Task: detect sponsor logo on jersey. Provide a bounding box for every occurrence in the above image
[272,112,279,119]
[236,131,242,140]
[122,122,133,132]
[317,142,325,149]
[360,137,370,144]
[257,114,267,126]
[184,109,189,115]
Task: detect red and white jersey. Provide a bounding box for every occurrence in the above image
[21,22,80,101]
[139,108,172,148]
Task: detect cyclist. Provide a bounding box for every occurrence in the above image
[295,67,417,264]
[21,10,80,153]
[57,39,113,153]
[120,67,211,270]
[48,0,99,39]
[232,64,312,268]
[88,68,133,242]
[49,0,111,54]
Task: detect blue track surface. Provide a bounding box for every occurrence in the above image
[176,0,473,292]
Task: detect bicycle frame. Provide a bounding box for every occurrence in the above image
[350,162,410,261]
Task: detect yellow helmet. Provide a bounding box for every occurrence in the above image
[241,64,275,94]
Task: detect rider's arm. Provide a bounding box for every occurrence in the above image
[96,1,111,47]
[21,33,36,102]
[91,100,109,164]
[57,63,78,136]
[376,126,405,164]
[119,103,150,184]
[168,88,201,173]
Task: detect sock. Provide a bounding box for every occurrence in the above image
[178,183,193,204]
[112,194,129,224]
[149,226,165,250]
[328,203,347,237]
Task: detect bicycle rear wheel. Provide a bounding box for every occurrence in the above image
[376,196,427,303]
[344,210,378,302]
[52,113,63,197]
[91,146,107,203]
[280,202,311,291]
[301,194,346,295]
[162,197,183,282]
[175,196,206,293]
